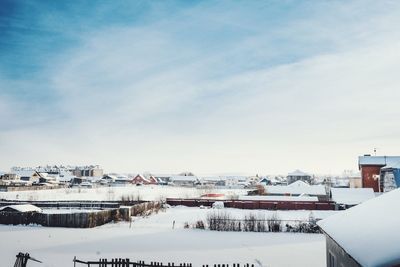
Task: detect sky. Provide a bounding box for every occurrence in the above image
[1,0,400,175]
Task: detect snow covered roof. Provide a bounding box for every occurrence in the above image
[358,156,400,167]
[330,188,375,205]
[265,183,326,196]
[0,204,42,213]
[382,162,400,169]
[200,176,225,181]
[12,170,35,177]
[287,180,310,187]
[170,176,199,182]
[287,169,310,177]
[239,195,319,202]
[318,189,400,267]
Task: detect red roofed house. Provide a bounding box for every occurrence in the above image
[131,174,157,185]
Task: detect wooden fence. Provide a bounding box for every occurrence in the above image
[0,209,120,228]
[0,201,162,228]
[73,258,255,267]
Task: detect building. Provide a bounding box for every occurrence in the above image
[318,188,400,267]
[330,188,375,209]
[0,204,42,213]
[286,170,311,184]
[169,175,200,187]
[131,174,157,185]
[380,164,400,193]
[358,155,400,192]
[72,165,103,177]
[265,180,327,200]
[0,173,20,186]
[199,176,226,186]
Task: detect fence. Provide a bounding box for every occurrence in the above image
[73,258,255,267]
[0,201,162,228]
[0,185,66,192]
[14,253,41,267]
[166,198,335,210]
[0,200,139,209]
[0,209,120,228]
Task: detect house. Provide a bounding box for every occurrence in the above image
[358,155,400,192]
[0,204,42,213]
[131,174,157,185]
[286,170,311,184]
[72,165,104,177]
[0,173,21,186]
[265,180,327,200]
[258,177,272,185]
[330,188,375,209]
[318,188,400,267]
[348,173,362,188]
[199,176,226,186]
[380,164,400,192]
[169,175,200,187]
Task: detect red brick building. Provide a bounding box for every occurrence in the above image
[358,155,400,192]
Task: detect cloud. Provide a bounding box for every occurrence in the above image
[1,1,400,174]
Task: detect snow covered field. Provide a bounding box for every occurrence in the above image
[0,185,248,201]
[0,206,330,267]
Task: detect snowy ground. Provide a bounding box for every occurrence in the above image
[0,185,248,201]
[0,206,330,267]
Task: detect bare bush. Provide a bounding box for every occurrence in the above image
[267,212,281,232]
[194,220,205,229]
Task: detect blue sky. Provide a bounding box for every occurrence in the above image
[1,0,400,174]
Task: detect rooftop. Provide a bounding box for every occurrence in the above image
[330,188,375,205]
[265,181,326,196]
[318,189,400,267]
[358,155,400,167]
[0,204,42,213]
[287,169,310,177]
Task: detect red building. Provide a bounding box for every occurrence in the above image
[131,174,157,185]
[358,155,400,192]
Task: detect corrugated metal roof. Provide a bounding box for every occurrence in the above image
[358,156,400,167]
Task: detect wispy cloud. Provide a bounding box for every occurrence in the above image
[1,0,400,174]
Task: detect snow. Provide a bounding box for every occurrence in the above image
[265,183,326,196]
[41,208,102,214]
[170,176,199,182]
[0,186,249,201]
[0,204,42,213]
[330,188,375,205]
[0,206,332,267]
[318,188,400,267]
